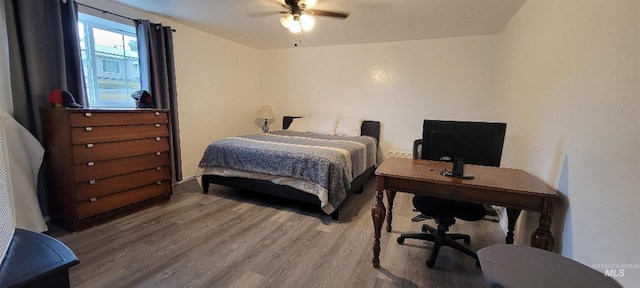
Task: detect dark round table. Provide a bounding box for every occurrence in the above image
[478,244,622,288]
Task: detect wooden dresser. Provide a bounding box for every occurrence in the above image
[41,108,173,231]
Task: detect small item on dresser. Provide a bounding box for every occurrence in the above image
[47,89,81,108]
[131,90,154,108]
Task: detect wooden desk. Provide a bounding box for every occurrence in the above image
[371,158,558,267]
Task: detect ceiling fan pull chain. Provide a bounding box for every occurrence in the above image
[295,30,303,47]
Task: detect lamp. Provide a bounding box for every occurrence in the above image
[257,105,275,133]
[280,13,314,33]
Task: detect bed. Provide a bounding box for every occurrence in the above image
[197,116,380,220]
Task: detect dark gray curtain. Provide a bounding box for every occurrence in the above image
[5,0,84,140]
[135,20,182,182]
[5,0,84,217]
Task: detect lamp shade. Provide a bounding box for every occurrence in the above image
[257,105,275,120]
[300,14,314,31]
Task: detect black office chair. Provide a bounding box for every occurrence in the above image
[397,120,506,268]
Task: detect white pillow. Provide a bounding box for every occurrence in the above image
[306,115,340,135]
[335,117,364,136]
[287,117,309,132]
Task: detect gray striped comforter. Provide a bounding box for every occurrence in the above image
[197,130,377,213]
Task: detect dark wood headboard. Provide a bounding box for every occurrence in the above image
[283,116,381,143]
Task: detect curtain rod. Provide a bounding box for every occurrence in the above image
[76,2,176,32]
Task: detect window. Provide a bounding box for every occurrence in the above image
[132,62,140,78]
[78,13,141,108]
[101,59,120,74]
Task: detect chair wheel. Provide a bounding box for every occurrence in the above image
[397,237,405,244]
[426,259,435,268]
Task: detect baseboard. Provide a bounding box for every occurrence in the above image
[174,176,196,185]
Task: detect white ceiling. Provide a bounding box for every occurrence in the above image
[113,0,527,50]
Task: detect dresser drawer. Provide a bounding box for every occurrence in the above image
[72,137,170,164]
[76,181,171,220]
[69,111,169,127]
[71,124,169,144]
[74,152,170,182]
[75,167,171,201]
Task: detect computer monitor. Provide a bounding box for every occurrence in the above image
[422,120,507,167]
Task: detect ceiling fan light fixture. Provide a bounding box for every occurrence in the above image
[280,14,293,28]
[288,21,302,33]
[273,0,346,34]
[300,14,314,31]
[302,0,317,8]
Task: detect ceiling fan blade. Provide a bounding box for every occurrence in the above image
[247,11,287,18]
[309,9,349,19]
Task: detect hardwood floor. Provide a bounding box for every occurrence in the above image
[52,178,506,288]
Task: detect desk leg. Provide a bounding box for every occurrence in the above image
[531,198,555,251]
[506,208,521,244]
[385,190,396,233]
[372,177,386,268]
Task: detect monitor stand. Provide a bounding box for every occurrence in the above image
[442,158,475,179]
[441,170,475,180]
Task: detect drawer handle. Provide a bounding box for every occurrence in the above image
[155,112,160,116]
[85,113,92,117]
[157,181,162,185]
[89,180,96,185]
[90,197,96,202]
[155,124,161,128]
[156,167,162,171]
[85,127,93,132]
[155,137,161,141]
[156,152,162,156]
[86,143,94,148]
[87,161,95,167]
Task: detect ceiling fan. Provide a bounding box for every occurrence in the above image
[252,0,350,33]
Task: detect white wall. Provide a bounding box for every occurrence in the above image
[494,0,639,286]
[173,27,262,178]
[260,36,501,156]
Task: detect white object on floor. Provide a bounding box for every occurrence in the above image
[0,112,47,232]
